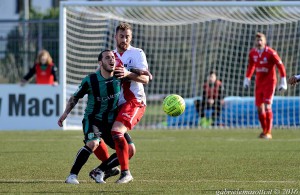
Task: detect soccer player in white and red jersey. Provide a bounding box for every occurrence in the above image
[91,22,151,184]
[243,32,287,139]
[113,22,151,183]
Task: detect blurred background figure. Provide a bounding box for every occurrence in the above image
[20,49,58,86]
[195,70,225,127]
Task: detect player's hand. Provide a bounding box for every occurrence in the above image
[288,75,299,86]
[243,77,250,89]
[278,77,287,91]
[114,66,129,78]
[58,113,67,127]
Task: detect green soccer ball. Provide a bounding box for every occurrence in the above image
[163,94,186,117]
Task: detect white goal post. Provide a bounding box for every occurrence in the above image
[59,1,300,130]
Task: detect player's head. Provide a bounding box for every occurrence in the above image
[208,70,217,83]
[115,22,132,52]
[36,49,52,65]
[98,50,115,73]
[255,32,266,49]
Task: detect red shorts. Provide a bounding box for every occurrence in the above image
[115,99,146,130]
[255,86,275,106]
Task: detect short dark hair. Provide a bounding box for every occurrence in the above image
[116,22,132,34]
[98,49,112,61]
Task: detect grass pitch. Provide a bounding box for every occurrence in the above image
[0,129,299,194]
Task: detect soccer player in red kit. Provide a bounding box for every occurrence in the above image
[243,32,287,139]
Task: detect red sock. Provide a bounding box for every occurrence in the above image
[112,131,129,171]
[258,112,267,134]
[94,139,110,162]
[265,109,273,134]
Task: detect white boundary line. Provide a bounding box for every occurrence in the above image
[0,179,297,184]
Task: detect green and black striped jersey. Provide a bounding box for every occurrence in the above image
[73,71,121,123]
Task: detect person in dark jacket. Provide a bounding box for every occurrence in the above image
[195,70,225,126]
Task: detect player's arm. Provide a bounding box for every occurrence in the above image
[273,52,287,91]
[21,64,36,85]
[51,65,58,86]
[127,70,150,84]
[100,59,152,83]
[130,68,152,80]
[98,57,152,82]
[243,52,255,89]
[115,67,151,84]
[58,96,79,127]
[114,50,151,84]
[58,78,88,127]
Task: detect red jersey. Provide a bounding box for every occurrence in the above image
[35,63,55,84]
[246,46,286,89]
[203,80,222,100]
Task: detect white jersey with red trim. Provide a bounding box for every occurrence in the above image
[114,45,148,105]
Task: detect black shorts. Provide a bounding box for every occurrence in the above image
[82,118,133,149]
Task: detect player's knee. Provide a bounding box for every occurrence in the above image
[111,131,124,141]
[86,140,99,152]
[128,143,136,159]
[265,104,272,111]
[257,105,264,113]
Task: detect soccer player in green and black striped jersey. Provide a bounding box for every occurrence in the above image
[58,50,135,184]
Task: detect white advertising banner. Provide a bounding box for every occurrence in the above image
[0,84,63,130]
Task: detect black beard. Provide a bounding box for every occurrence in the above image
[102,66,113,73]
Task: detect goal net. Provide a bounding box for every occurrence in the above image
[60,1,300,130]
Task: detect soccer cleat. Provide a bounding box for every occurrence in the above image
[262,133,272,140]
[258,132,265,138]
[89,168,106,183]
[103,167,121,181]
[65,174,79,184]
[115,170,133,184]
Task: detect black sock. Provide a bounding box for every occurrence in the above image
[70,145,92,175]
[98,153,119,171]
